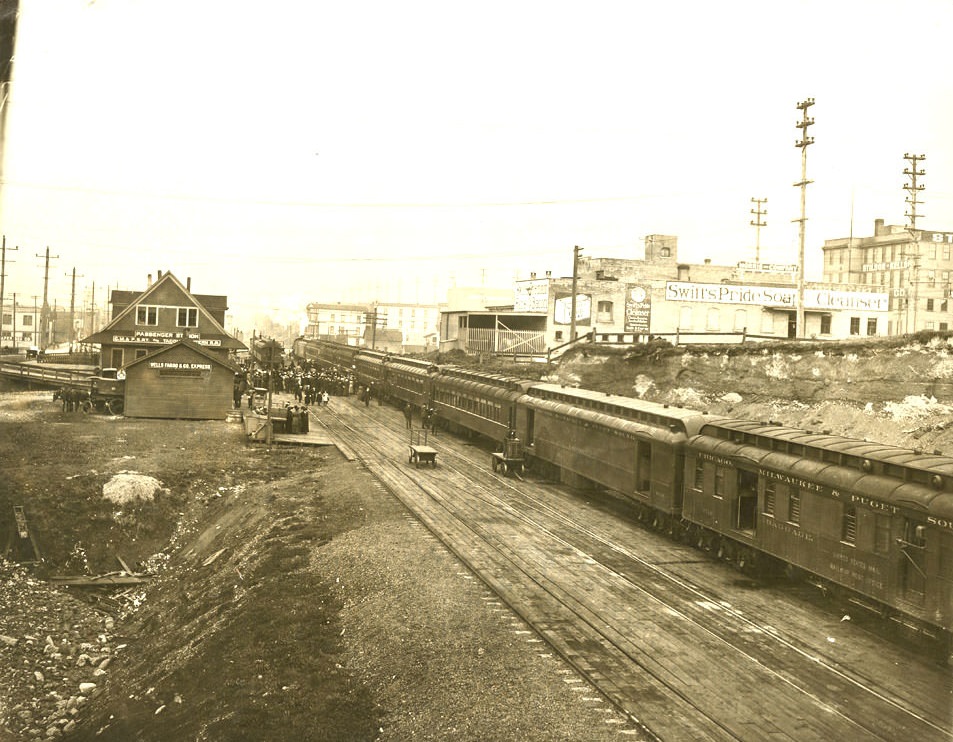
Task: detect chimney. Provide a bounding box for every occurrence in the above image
[147,273,152,286]
[704,258,711,265]
[157,270,163,279]
[874,218,884,236]
[187,276,191,291]
[530,272,536,279]
[545,270,551,277]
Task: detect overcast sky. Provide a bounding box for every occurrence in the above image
[1,0,952,333]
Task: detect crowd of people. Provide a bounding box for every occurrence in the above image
[233,352,440,437]
[233,356,355,414]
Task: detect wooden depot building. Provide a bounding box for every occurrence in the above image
[122,339,238,419]
[81,270,246,419]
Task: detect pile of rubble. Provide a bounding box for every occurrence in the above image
[0,559,123,740]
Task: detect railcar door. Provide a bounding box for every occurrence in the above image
[900,519,927,604]
[636,440,651,494]
[524,409,535,447]
[736,469,758,534]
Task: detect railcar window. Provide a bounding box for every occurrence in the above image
[693,460,704,490]
[822,449,840,464]
[714,468,725,498]
[763,480,776,515]
[789,444,804,456]
[789,490,801,525]
[841,505,857,545]
[909,470,932,486]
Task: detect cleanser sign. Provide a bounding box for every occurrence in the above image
[513,279,550,313]
[665,282,889,312]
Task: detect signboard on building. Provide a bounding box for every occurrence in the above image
[736,261,798,273]
[624,285,651,333]
[553,293,591,325]
[112,330,222,347]
[514,279,550,313]
[665,281,889,312]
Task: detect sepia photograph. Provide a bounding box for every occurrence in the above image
[0,1,951,740]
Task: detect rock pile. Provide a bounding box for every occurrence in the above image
[0,560,121,741]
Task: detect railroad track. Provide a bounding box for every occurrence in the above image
[312,396,953,741]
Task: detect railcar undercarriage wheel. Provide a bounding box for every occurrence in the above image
[81,401,92,414]
[106,399,124,415]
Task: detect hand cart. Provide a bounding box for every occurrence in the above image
[409,428,437,468]
[491,436,524,476]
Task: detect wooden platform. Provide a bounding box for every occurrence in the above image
[244,413,334,447]
[270,430,335,447]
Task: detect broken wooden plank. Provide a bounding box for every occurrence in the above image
[116,555,134,574]
[201,548,228,567]
[49,574,150,586]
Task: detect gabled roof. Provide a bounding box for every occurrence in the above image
[123,339,241,372]
[82,271,245,349]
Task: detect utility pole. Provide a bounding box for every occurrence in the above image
[793,98,815,339]
[904,152,926,335]
[66,268,83,353]
[90,281,96,337]
[750,198,767,265]
[570,245,582,342]
[36,247,59,351]
[31,295,39,349]
[0,238,18,343]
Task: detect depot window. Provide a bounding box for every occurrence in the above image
[136,305,159,326]
[177,307,198,328]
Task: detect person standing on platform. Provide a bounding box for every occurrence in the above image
[403,402,414,429]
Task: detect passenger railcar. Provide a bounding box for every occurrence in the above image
[352,349,389,392]
[520,384,718,526]
[431,368,532,443]
[686,418,953,636]
[381,356,436,411]
[293,338,953,649]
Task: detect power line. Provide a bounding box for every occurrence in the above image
[0,177,692,210]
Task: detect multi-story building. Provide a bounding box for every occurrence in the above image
[0,300,40,349]
[440,234,892,354]
[822,218,953,335]
[305,300,442,352]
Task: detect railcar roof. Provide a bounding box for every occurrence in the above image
[519,396,696,442]
[438,366,534,391]
[527,383,715,423]
[701,418,953,474]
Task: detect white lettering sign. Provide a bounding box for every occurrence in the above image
[665,282,889,312]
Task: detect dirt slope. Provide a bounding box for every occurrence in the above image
[0,394,629,741]
[548,335,953,455]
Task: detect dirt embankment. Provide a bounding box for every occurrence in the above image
[1,393,627,742]
[548,335,953,455]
